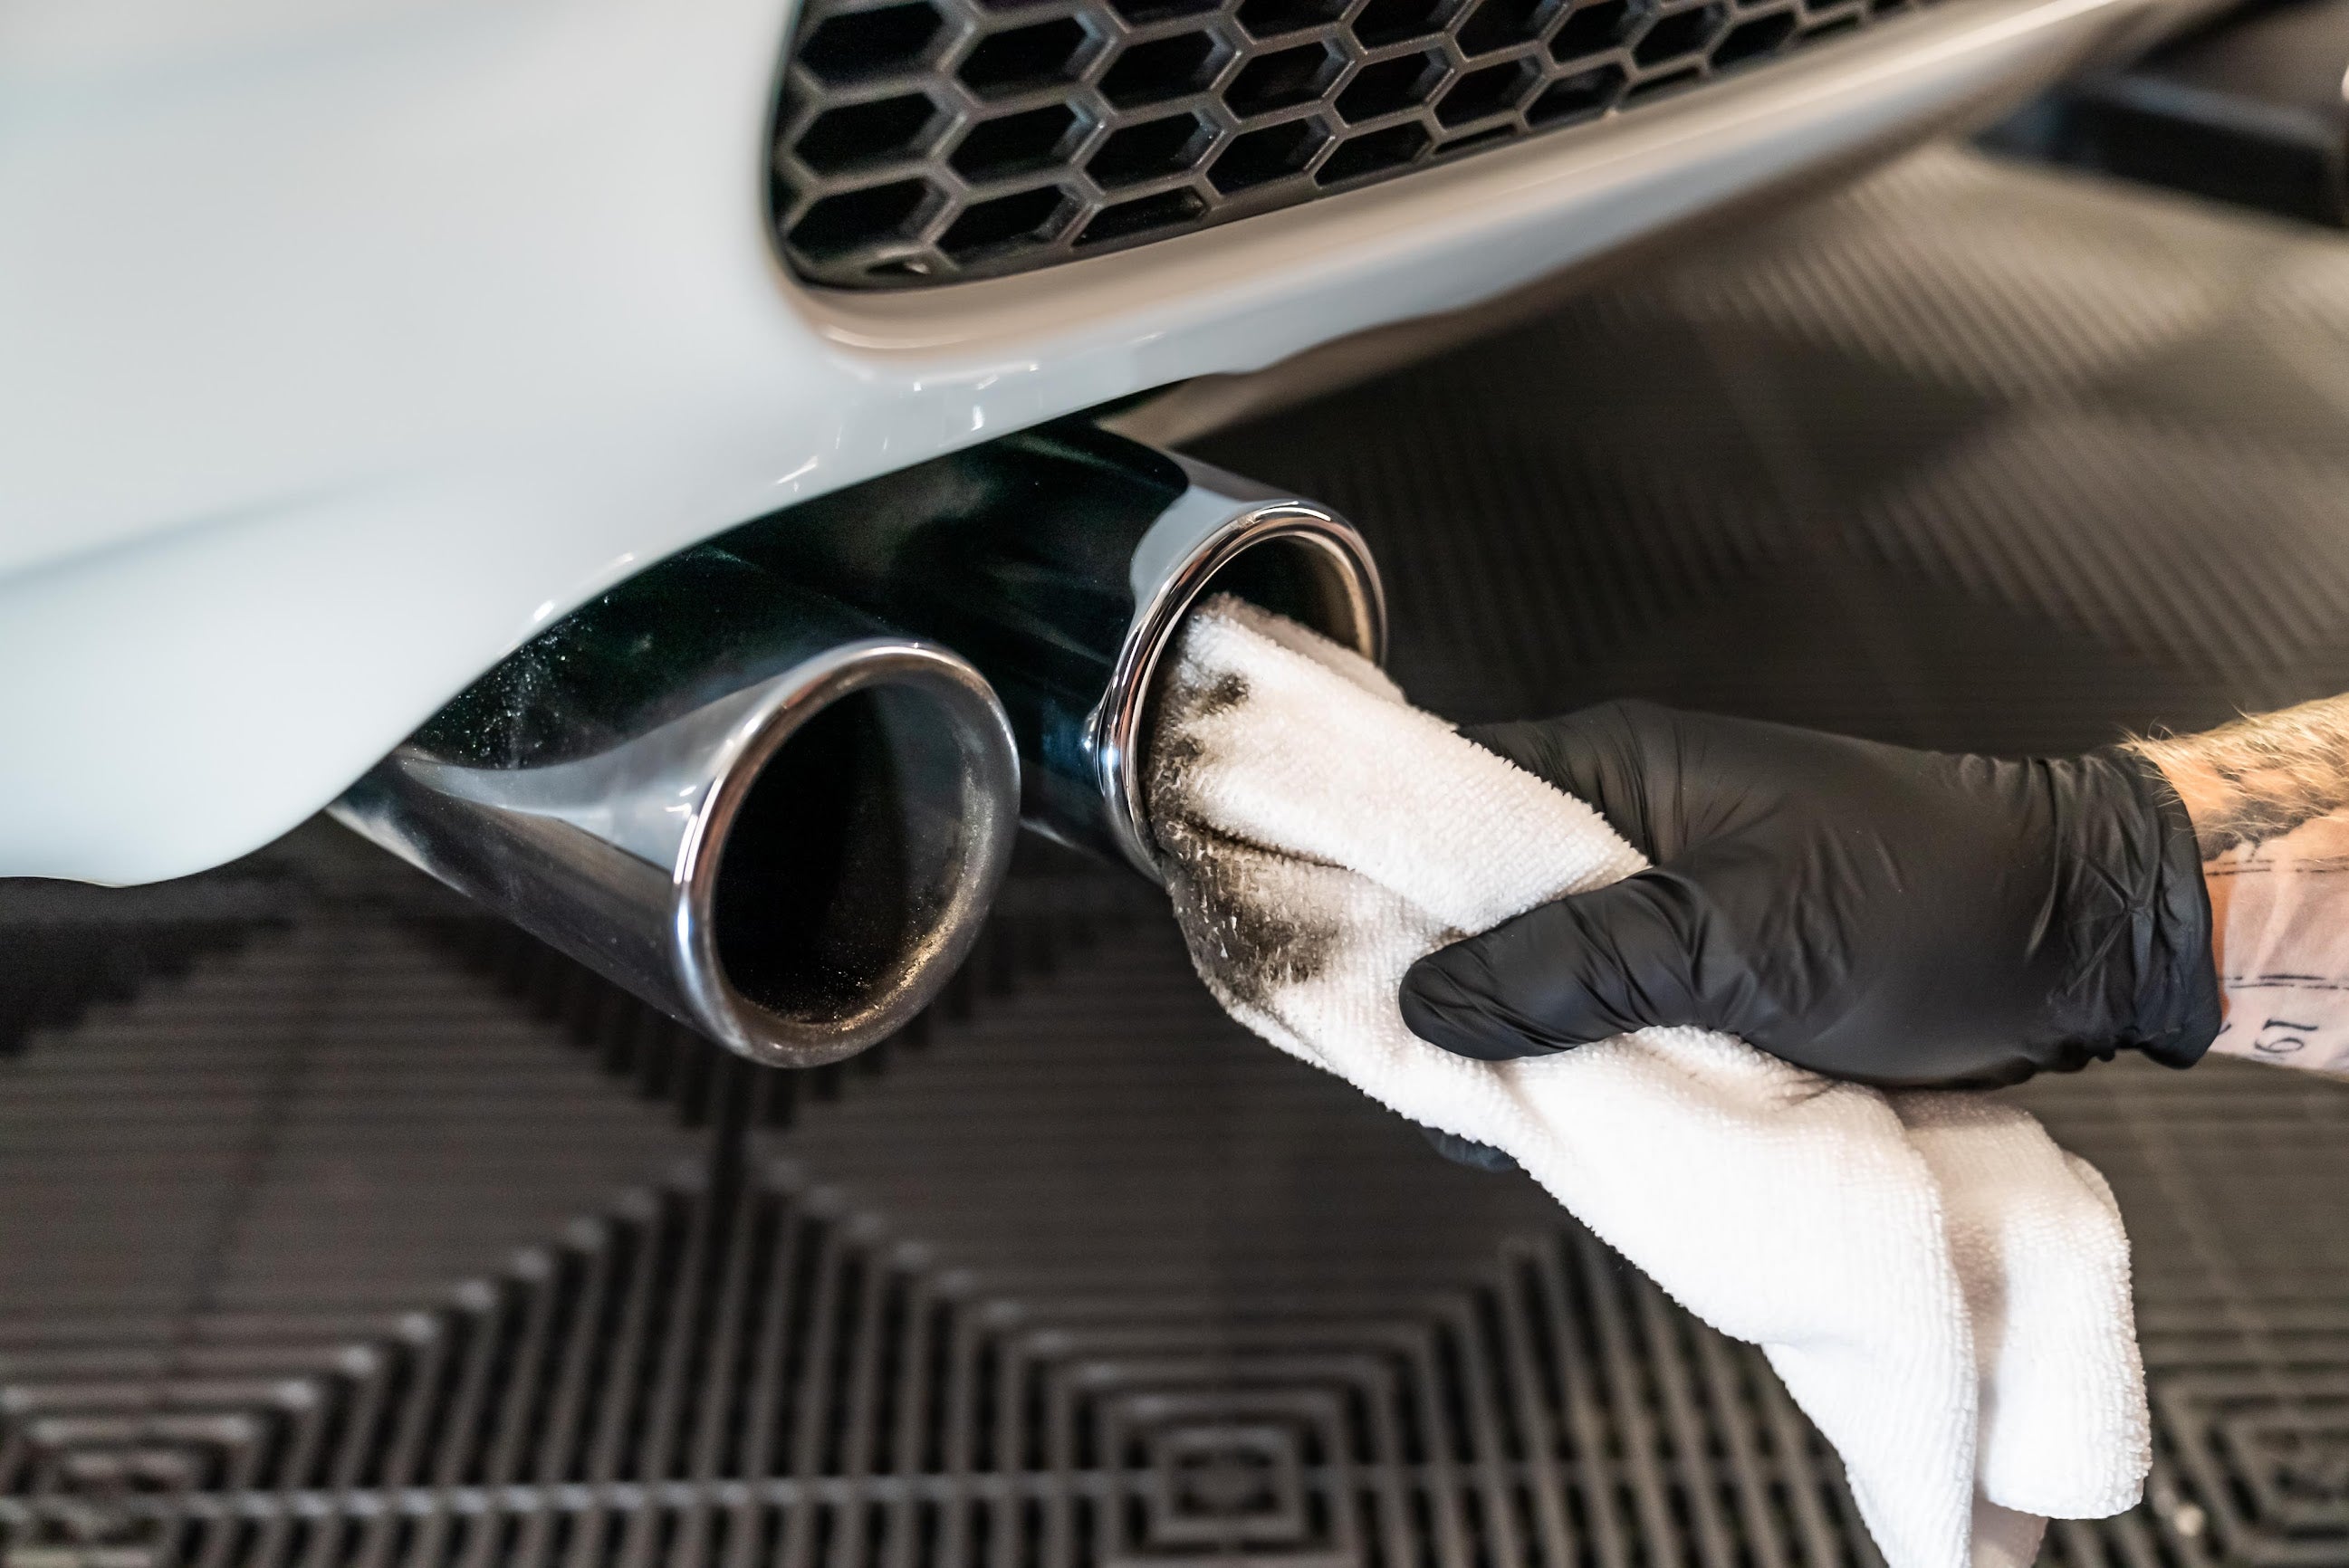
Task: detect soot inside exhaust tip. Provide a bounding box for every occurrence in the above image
[1206,534,1364,639]
[712,685,968,1025]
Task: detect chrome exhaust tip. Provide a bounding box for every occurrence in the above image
[726,424,1385,877]
[332,555,1020,1068]
[1087,482,1384,876]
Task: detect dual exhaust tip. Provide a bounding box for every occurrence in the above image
[335,426,1385,1068]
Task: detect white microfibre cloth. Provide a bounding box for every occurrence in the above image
[1146,596,2151,1568]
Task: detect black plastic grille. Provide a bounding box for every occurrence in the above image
[772,0,1951,287]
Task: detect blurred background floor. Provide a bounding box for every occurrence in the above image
[8,143,2349,1568]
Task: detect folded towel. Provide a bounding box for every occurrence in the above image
[1146,596,2150,1568]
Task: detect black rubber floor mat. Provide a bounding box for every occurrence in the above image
[1193,146,2349,752]
[9,145,2349,1568]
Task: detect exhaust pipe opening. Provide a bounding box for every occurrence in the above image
[334,558,1020,1069]
[1197,531,1369,636]
[728,423,1385,878]
[707,677,988,1034]
[1102,514,1385,878]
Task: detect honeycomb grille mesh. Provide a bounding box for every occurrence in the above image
[771,0,1952,287]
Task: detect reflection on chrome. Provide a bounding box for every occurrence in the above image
[333,557,1019,1068]
[726,424,1386,877]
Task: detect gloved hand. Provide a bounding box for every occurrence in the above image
[1398,701,2222,1087]
[1420,1124,1520,1172]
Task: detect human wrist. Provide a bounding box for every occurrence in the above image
[2122,697,2349,1073]
[2070,748,2222,1069]
[2127,745,2232,1001]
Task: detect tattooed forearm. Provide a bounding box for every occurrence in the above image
[2131,693,2349,857]
[2129,694,2349,1075]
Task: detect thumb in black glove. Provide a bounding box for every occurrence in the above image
[1397,700,2221,1087]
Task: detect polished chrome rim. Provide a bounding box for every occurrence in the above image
[1089,504,1386,881]
[673,639,1021,1068]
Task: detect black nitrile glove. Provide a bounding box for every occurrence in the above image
[1398,701,2222,1087]
[1420,1124,1520,1173]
